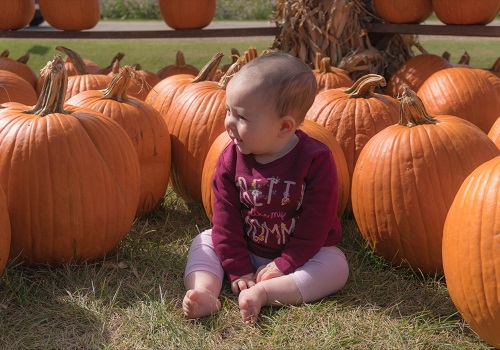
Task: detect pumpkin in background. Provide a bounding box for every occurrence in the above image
[158,0,216,30]
[39,0,100,30]
[0,50,37,88]
[156,51,200,80]
[442,155,500,348]
[201,120,350,220]
[0,55,140,265]
[306,74,400,213]
[0,0,35,30]
[432,0,500,25]
[312,54,354,92]
[487,57,500,78]
[374,0,432,24]
[351,86,500,274]
[67,66,171,218]
[418,67,500,133]
[0,70,38,105]
[488,117,500,149]
[54,46,112,101]
[0,186,11,278]
[385,53,452,98]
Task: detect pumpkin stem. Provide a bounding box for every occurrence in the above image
[458,51,470,65]
[102,66,132,102]
[16,52,30,64]
[491,56,500,72]
[244,47,258,63]
[175,50,187,66]
[442,51,451,62]
[398,84,437,127]
[192,52,224,83]
[218,57,244,89]
[27,55,68,116]
[55,46,90,75]
[1,50,9,58]
[343,74,386,98]
[97,52,125,75]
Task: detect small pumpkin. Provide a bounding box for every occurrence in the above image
[312,53,354,92]
[0,50,37,88]
[374,0,433,24]
[352,86,499,274]
[158,0,216,30]
[0,55,140,265]
[156,51,200,80]
[0,0,35,30]
[442,155,500,348]
[39,0,100,30]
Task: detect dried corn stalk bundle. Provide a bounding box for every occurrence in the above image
[270,0,417,80]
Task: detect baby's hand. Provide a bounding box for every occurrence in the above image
[256,261,284,282]
[231,273,256,295]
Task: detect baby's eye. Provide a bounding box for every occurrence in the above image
[238,114,247,121]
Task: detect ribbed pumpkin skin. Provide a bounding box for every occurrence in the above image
[201,120,350,220]
[386,54,452,98]
[306,75,400,213]
[67,89,171,218]
[165,81,227,203]
[418,67,500,134]
[39,0,100,30]
[0,104,141,265]
[488,117,500,149]
[374,0,433,24]
[0,70,38,105]
[432,0,500,24]
[0,187,11,277]
[158,0,216,30]
[0,53,38,88]
[352,115,500,274]
[0,0,35,30]
[442,156,500,348]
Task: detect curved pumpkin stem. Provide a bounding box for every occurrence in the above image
[343,74,386,98]
[97,52,125,75]
[192,52,224,83]
[27,55,68,116]
[458,51,470,65]
[55,46,90,75]
[102,66,132,102]
[442,51,451,62]
[218,58,244,89]
[1,50,9,58]
[490,56,500,72]
[398,84,437,127]
[17,52,30,64]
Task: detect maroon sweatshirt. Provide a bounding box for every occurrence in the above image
[211,130,342,282]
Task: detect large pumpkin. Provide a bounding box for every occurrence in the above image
[351,86,500,274]
[306,74,400,213]
[201,120,350,220]
[442,155,500,348]
[0,186,11,278]
[67,66,171,218]
[0,55,140,265]
[0,0,35,30]
[432,0,500,24]
[158,0,216,30]
[0,70,38,105]
[373,0,433,24]
[418,67,500,133]
[39,0,100,30]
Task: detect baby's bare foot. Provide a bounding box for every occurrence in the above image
[183,289,221,319]
[238,284,267,324]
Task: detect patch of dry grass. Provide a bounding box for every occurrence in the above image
[0,188,493,349]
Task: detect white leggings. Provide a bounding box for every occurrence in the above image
[184,230,349,303]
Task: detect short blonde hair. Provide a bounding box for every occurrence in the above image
[230,52,317,123]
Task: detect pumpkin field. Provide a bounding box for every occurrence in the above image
[1,0,500,348]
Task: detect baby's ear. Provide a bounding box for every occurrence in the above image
[279,115,297,135]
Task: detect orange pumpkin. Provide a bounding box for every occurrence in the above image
[374,0,433,24]
[351,86,500,274]
[442,155,500,348]
[0,186,11,278]
[306,74,400,213]
[158,0,216,30]
[386,53,452,98]
[0,55,140,265]
[0,69,38,105]
[488,117,500,149]
[39,0,100,30]
[432,0,500,24]
[201,120,350,220]
[312,54,354,92]
[0,0,35,30]
[418,67,500,133]
[0,50,37,88]
[156,51,200,80]
[67,66,171,218]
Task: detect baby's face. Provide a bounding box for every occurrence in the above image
[225,79,283,158]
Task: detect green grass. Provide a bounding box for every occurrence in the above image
[0,36,498,76]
